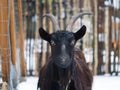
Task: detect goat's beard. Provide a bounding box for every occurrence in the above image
[52,62,73,88]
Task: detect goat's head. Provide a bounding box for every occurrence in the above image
[39,13,91,68]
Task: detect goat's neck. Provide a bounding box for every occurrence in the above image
[53,64,73,89]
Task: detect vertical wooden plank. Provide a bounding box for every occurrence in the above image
[108,6,113,74]
[83,0,90,53]
[48,0,53,55]
[0,0,1,44]
[83,0,92,12]
[115,7,119,75]
[17,0,26,76]
[48,0,53,33]
[35,0,40,75]
[41,1,47,67]
[115,8,119,75]
[0,0,10,81]
[104,6,110,74]
[66,0,70,30]
[111,7,114,73]
[118,18,120,72]
[45,0,50,62]
[83,0,93,69]
[10,0,17,66]
[76,0,79,12]
[82,0,86,52]
[93,0,98,75]
[72,0,77,15]
[113,6,117,74]
[118,8,120,74]
[59,0,64,30]
[119,8,120,70]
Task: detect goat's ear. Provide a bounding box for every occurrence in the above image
[74,25,86,41]
[39,27,51,42]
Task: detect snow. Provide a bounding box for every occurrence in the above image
[17,77,38,90]
[17,76,120,90]
[92,76,120,90]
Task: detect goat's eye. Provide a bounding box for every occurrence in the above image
[50,40,56,46]
[71,40,75,46]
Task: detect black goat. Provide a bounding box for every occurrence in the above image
[37,13,93,90]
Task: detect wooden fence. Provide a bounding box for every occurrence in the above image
[0,0,26,89]
[0,1,120,89]
[23,0,120,76]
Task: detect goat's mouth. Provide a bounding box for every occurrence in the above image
[53,57,72,68]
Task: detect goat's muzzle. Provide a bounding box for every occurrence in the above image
[53,56,72,68]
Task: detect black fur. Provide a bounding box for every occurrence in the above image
[38,25,93,90]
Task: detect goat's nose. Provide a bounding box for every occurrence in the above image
[60,56,66,62]
[61,44,66,51]
[61,44,67,55]
[58,56,69,62]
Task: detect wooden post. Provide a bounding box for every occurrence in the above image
[72,0,77,15]
[35,0,40,75]
[48,0,53,34]
[113,7,117,74]
[41,1,47,67]
[93,0,98,75]
[59,0,64,30]
[118,9,120,73]
[83,0,91,52]
[82,0,87,53]
[97,0,105,74]
[108,6,113,74]
[116,11,119,75]
[48,0,53,55]
[17,0,26,76]
[118,18,120,69]
[10,0,17,67]
[104,6,110,74]
[66,0,70,29]
[0,0,10,81]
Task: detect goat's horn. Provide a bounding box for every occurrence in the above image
[66,12,93,31]
[42,14,60,31]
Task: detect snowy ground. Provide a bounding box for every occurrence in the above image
[92,76,120,90]
[17,75,120,90]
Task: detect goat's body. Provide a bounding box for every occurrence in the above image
[38,49,93,90]
[38,14,93,90]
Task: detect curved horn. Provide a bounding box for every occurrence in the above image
[42,14,60,31]
[66,12,93,31]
